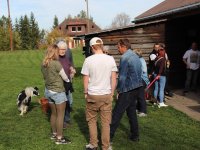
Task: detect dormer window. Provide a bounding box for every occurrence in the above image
[78,26,82,32]
[72,27,76,32]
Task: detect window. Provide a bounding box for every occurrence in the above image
[72,27,76,32]
[77,26,82,32]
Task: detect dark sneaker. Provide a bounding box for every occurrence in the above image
[50,134,57,140]
[55,137,71,145]
[85,143,97,150]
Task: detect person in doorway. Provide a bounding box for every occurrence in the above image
[183,42,200,94]
[110,39,143,143]
[81,37,117,150]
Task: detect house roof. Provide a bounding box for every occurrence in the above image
[134,0,200,23]
[58,18,101,33]
[65,18,93,25]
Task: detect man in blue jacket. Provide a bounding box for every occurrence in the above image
[110,39,143,143]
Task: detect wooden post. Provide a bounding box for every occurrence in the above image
[86,0,90,33]
[7,0,13,51]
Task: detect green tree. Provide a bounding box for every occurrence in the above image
[19,15,31,49]
[53,15,59,29]
[39,29,45,39]
[14,18,20,33]
[13,31,22,50]
[76,10,87,18]
[30,12,40,49]
[46,28,65,44]
[67,14,72,19]
[0,16,9,51]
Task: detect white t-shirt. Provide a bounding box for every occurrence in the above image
[183,49,200,70]
[81,54,118,95]
[150,53,168,61]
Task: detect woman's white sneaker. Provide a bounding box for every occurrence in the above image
[158,103,168,108]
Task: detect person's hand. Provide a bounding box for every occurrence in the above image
[186,63,190,69]
[166,60,170,68]
[156,75,160,80]
[148,74,152,79]
[84,93,87,99]
[116,92,119,100]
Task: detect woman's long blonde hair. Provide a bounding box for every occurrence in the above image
[42,44,59,67]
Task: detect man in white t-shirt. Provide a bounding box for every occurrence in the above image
[183,42,200,93]
[81,37,117,150]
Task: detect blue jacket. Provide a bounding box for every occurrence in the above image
[117,49,143,93]
[140,57,150,86]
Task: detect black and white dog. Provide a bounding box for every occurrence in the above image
[17,87,39,116]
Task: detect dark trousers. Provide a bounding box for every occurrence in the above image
[184,69,199,91]
[110,88,140,140]
[137,84,147,113]
[64,100,71,123]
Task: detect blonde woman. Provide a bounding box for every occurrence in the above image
[41,44,71,144]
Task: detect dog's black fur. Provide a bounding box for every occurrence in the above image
[17,87,39,116]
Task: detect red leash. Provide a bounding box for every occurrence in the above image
[145,76,158,92]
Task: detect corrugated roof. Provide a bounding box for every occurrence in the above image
[77,19,167,37]
[135,0,200,22]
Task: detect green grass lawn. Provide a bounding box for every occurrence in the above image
[0,49,200,150]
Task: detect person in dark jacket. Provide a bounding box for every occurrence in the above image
[153,48,168,108]
[149,43,173,97]
[57,41,76,128]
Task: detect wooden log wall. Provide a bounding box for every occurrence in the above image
[85,23,165,66]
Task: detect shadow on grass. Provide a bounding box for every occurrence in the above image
[73,108,105,149]
[118,121,130,137]
[29,101,40,111]
[74,108,89,142]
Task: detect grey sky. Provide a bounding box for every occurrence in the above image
[1,0,164,30]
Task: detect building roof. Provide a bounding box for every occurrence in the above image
[134,0,200,23]
[77,19,166,37]
[57,18,101,35]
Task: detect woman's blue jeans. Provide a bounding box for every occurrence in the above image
[153,75,166,103]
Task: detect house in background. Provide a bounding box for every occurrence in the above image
[79,0,200,87]
[56,18,101,48]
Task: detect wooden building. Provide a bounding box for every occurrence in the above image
[80,0,200,86]
[81,21,165,64]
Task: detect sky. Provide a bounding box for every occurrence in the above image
[1,0,164,31]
